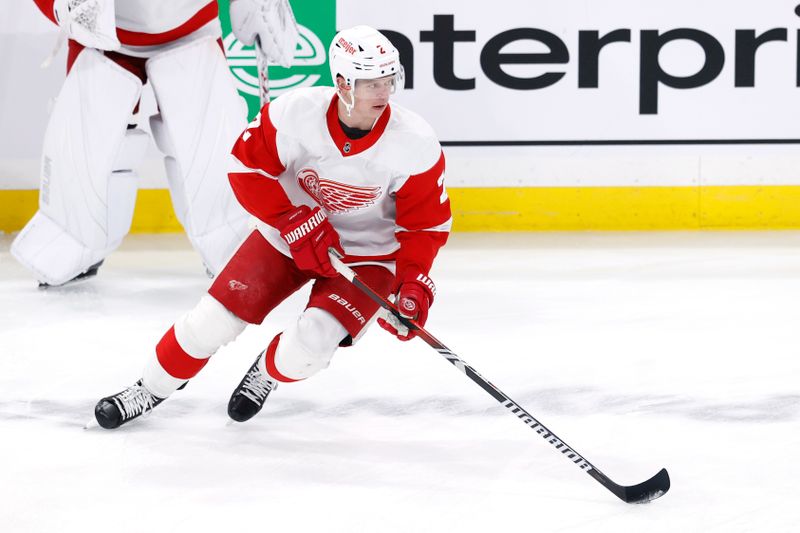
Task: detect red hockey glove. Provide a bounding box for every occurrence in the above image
[378,273,436,341]
[278,205,343,278]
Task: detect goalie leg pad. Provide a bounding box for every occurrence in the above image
[11,212,100,286]
[146,37,251,276]
[107,128,149,245]
[270,308,349,381]
[11,49,144,286]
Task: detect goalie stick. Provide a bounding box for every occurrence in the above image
[327,248,670,504]
[253,0,300,105]
[255,36,271,105]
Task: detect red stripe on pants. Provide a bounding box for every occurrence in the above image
[156,326,210,380]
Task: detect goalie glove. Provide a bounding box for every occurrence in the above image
[53,0,120,51]
[229,0,300,68]
[378,273,436,341]
[278,205,343,278]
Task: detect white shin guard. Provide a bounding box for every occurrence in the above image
[273,308,349,381]
[146,37,251,275]
[142,352,187,400]
[143,295,247,398]
[174,294,248,358]
[11,49,145,286]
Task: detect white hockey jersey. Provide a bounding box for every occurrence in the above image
[229,86,452,278]
[34,0,220,54]
[115,0,216,36]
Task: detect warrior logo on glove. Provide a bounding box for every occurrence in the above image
[277,205,344,278]
[281,208,327,244]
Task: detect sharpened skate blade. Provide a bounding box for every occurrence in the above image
[38,261,104,290]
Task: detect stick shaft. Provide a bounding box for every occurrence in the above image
[328,252,603,476]
[255,36,270,105]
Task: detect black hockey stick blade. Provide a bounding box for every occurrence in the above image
[591,467,670,504]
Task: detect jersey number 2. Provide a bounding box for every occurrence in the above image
[242,112,262,142]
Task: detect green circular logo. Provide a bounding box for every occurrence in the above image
[224,24,327,99]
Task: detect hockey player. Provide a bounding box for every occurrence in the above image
[14,0,298,286]
[93,25,452,429]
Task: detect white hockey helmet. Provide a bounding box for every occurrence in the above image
[329,25,404,113]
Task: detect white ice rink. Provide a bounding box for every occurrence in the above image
[2,232,799,532]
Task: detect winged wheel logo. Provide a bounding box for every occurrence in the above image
[297,168,382,214]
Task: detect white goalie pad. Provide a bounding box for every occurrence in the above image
[11,49,145,286]
[146,37,250,275]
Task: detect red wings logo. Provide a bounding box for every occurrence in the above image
[297,168,382,214]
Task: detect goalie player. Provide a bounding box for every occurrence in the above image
[94,25,452,429]
[14,0,298,286]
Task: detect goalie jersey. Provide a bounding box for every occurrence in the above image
[229,86,452,278]
[33,0,221,54]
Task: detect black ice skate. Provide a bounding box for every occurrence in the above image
[94,379,165,429]
[227,351,279,422]
[39,260,104,289]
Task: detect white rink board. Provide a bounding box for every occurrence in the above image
[3,1,800,190]
[338,0,800,188]
[339,0,800,142]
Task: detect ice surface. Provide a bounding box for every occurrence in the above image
[2,232,799,532]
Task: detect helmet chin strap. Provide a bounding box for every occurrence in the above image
[338,87,355,117]
[337,81,385,128]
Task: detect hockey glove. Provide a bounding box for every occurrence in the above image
[53,0,120,51]
[378,273,436,341]
[278,205,343,278]
[229,0,300,68]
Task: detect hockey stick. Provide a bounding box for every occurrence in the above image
[327,248,670,504]
[253,0,300,105]
[255,36,271,105]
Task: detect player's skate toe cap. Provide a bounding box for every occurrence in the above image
[227,398,259,423]
[94,400,123,429]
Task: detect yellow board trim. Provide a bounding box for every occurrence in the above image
[449,185,800,230]
[2,186,800,233]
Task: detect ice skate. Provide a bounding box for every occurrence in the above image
[38,260,104,289]
[94,379,165,429]
[227,351,279,422]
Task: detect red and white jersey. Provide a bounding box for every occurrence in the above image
[229,86,452,279]
[33,0,220,56]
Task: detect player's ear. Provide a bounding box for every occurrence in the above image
[335,75,350,92]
